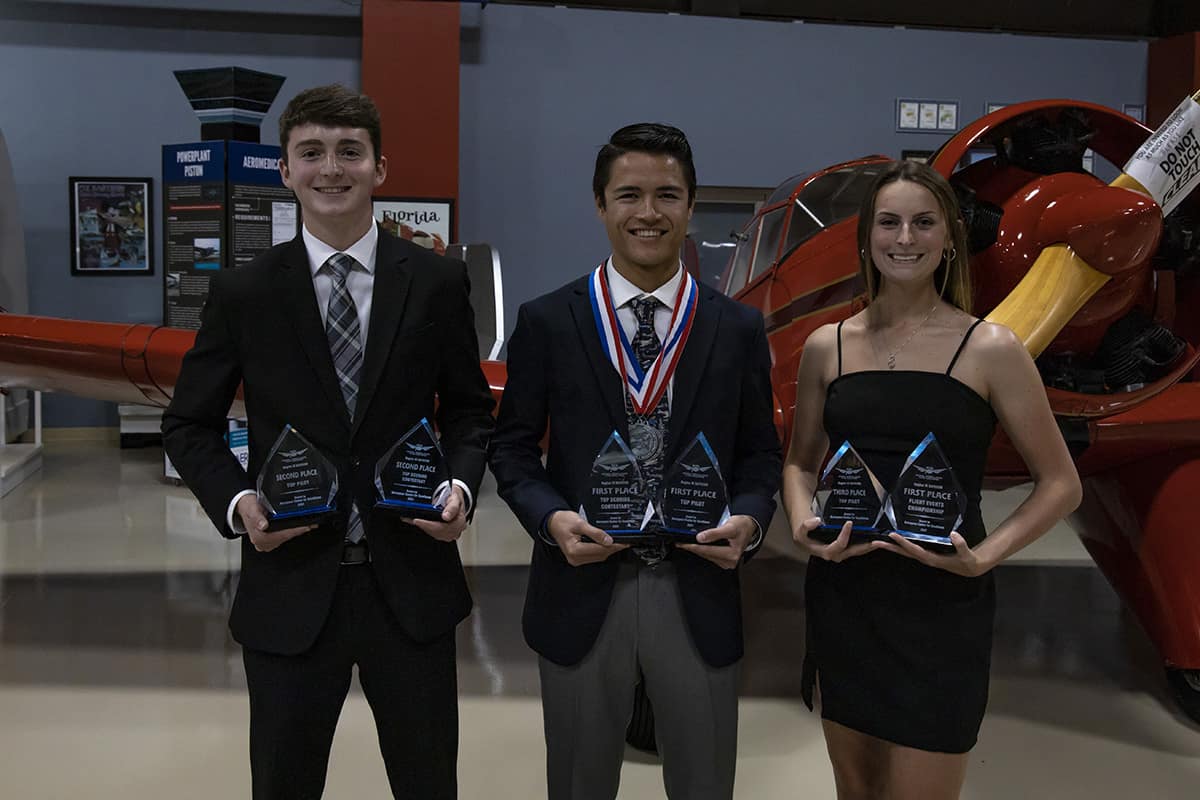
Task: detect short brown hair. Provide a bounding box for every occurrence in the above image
[278,85,382,164]
[593,123,697,209]
[856,160,973,313]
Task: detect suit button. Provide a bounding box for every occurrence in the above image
[351,457,360,469]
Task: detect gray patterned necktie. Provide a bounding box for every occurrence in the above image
[325,252,365,543]
[628,296,670,564]
[628,296,670,488]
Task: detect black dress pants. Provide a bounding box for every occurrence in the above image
[242,562,458,799]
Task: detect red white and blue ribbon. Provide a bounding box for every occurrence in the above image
[588,260,698,416]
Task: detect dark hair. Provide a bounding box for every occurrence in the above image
[856,160,973,313]
[592,123,697,208]
[278,85,382,164]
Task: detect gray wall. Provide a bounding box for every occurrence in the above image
[458,7,1147,339]
[2,3,1147,425]
[0,6,359,426]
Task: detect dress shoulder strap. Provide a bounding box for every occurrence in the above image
[835,320,845,377]
[946,318,985,376]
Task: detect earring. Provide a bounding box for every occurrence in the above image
[946,247,958,262]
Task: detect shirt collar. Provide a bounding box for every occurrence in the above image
[303,222,379,278]
[605,257,683,312]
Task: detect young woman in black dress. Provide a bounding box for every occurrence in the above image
[781,160,1081,799]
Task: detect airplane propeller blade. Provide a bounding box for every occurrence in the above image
[984,243,1109,358]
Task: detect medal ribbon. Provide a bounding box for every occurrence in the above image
[588,260,698,415]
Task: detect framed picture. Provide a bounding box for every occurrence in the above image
[901,149,935,163]
[372,196,454,256]
[69,177,153,276]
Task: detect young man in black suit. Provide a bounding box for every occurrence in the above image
[488,123,782,799]
[162,85,494,799]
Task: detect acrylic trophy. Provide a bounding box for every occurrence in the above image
[257,425,339,531]
[810,440,887,544]
[883,433,965,549]
[374,417,453,521]
[579,431,658,544]
[658,432,730,542]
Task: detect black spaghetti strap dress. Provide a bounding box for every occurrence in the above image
[801,319,998,753]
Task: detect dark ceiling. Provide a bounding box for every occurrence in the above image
[491,1,1200,40]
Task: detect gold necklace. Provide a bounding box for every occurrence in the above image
[881,303,938,369]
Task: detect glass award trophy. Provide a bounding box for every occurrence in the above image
[810,440,887,544]
[374,417,453,521]
[579,431,658,544]
[257,425,339,531]
[658,432,730,542]
[883,433,965,550]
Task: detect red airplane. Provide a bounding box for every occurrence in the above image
[719,97,1200,723]
[2,98,1200,722]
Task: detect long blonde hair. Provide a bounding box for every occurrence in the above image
[855,161,973,313]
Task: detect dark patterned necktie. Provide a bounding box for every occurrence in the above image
[325,252,364,543]
[628,296,671,564]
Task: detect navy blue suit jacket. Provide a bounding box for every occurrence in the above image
[163,230,495,655]
[488,273,782,668]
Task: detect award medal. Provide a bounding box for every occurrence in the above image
[588,260,698,420]
[628,416,665,464]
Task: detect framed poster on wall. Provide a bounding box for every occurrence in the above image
[69,177,153,275]
[372,196,453,256]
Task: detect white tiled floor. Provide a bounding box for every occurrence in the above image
[1,441,1198,799]
[3,684,1199,799]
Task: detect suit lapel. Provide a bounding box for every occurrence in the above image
[352,233,412,438]
[568,282,628,439]
[667,284,721,458]
[277,238,350,429]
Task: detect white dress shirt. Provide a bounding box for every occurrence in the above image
[545,259,760,548]
[227,223,471,534]
[605,257,682,404]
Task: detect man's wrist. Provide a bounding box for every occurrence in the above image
[450,479,473,514]
[746,521,764,551]
[538,508,568,546]
[731,514,763,551]
[226,489,257,535]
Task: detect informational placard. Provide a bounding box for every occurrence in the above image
[1123,95,1200,217]
[897,98,959,133]
[227,142,298,267]
[373,197,453,256]
[162,141,295,330]
[163,142,227,331]
[69,178,153,275]
[937,102,958,131]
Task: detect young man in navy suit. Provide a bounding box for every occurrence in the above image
[163,85,494,799]
[488,123,781,799]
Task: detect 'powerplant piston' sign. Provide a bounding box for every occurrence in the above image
[1124,95,1200,217]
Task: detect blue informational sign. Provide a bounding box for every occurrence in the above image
[227,142,285,185]
[162,140,283,185]
[162,141,226,184]
[226,420,249,471]
[162,139,295,329]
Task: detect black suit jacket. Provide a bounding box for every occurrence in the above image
[163,230,495,655]
[488,273,781,668]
